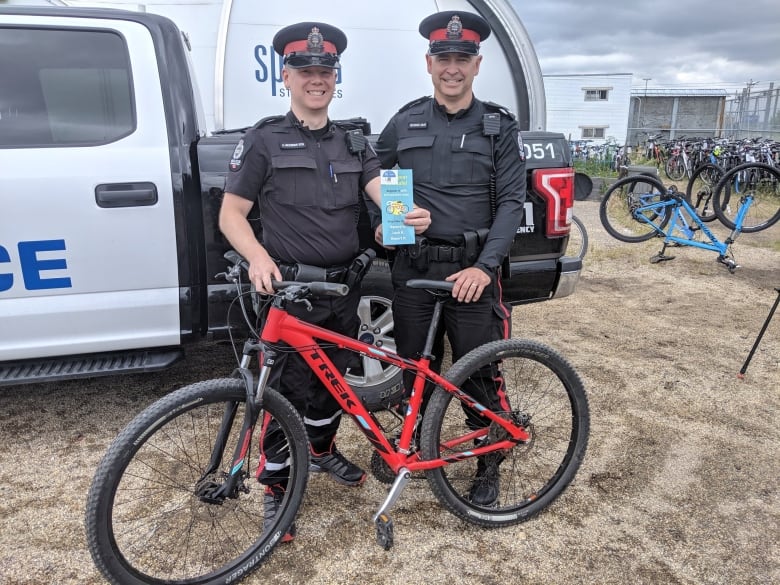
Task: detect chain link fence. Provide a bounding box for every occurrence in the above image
[723,85,780,140]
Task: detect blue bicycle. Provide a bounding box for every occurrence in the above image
[599,164,780,273]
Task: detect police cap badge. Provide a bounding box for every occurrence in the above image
[418,11,491,56]
[272,22,347,69]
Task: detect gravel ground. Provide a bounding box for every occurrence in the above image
[0,199,778,585]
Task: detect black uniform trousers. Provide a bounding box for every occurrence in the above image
[258,287,360,487]
[391,255,512,428]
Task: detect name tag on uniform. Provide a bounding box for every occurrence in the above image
[408,122,428,130]
[280,142,306,150]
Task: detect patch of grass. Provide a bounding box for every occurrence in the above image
[573,159,619,178]
[585,240,658,263]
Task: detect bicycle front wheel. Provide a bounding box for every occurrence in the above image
[713,162,780,232]
[85,379,309,585]
[420,339,589,527]
[685,163,724,222]
[600,174,671,242]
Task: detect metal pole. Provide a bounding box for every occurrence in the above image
[737,287,780,378]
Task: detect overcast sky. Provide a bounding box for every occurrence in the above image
[509,0,780,94]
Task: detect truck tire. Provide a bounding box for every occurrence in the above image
[346,262,405,412]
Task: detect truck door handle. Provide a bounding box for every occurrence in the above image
[95,182,158,208]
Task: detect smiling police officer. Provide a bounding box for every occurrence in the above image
[219,21,431,542]
[374,11,527,507]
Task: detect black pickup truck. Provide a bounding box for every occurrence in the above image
[0,7,580,399]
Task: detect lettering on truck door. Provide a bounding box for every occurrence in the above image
[0,18,180,360]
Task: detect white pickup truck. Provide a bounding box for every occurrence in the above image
[0,3,581,396]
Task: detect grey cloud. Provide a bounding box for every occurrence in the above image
[509,0,780,87]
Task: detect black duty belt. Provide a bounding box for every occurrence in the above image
[427,245,464,262]
[397,242,465,263]
[398,243,464,262]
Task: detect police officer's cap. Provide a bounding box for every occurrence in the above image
[419,11,491,56]
[273,22,347,69]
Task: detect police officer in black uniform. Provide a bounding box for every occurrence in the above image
[219,21,431,541]
[374,11,526,507]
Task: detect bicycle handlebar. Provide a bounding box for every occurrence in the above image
[221,250,348,297]
[274,280,349,297]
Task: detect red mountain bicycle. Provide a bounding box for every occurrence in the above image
[86,251,590,585]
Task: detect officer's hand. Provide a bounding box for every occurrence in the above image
[446,266,491,303]
[404,207,431,235]
[374,225,396,250]
[248,252,282,295]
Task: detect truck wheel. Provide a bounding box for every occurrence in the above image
[346,264,405,412]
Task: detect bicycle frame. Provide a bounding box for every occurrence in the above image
[254,297,530,477]
[632,192,754,255]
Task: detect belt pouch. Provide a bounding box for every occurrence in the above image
[293,263,327,282]
[345,248,376,289]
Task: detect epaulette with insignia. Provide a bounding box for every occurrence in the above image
[483,101,515,120]
[397,96,432,114]
[251,115,286,130]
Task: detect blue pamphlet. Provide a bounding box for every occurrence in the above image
[380,169,415,246]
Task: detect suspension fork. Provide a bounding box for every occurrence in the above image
[197,342,274,502]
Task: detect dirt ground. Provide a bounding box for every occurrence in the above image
[0,199,778,585]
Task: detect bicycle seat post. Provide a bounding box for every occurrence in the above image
[421,296,447,360]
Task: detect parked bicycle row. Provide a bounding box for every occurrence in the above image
[569,138,630,173]
[640,134,780,182]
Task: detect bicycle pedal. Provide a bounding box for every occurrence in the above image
[375,513,394,550]
[717,257,740,272]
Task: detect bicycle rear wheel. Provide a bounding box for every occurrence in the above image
[420,339,589,528]
[85,379,308,585]
[685,163,724,222]
[713,162,780,232]
[665,154,685,181]
[600,174,671,242]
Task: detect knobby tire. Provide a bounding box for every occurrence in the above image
[85,379,308,585]
[419,339,589,528]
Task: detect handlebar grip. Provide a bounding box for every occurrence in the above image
[309,282,349,297]
[224,250,249,270]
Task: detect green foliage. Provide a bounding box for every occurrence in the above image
[573,159,620,178]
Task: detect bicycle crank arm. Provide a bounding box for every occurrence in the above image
[372,468,411,549]
[373,468,411,523]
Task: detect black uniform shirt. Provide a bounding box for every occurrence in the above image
[375,96,526,270]
[225,111,380,267]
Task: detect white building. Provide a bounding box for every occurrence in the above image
[544,73,633,145]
